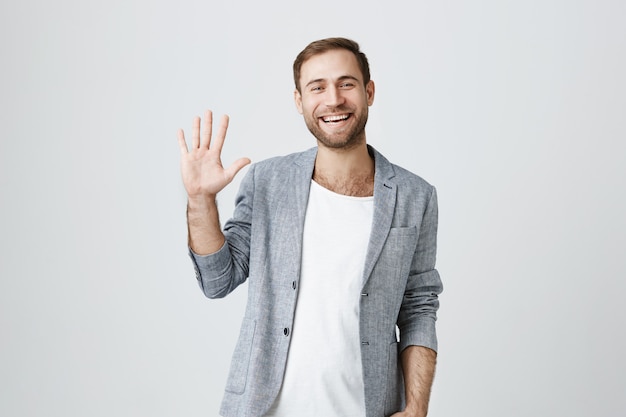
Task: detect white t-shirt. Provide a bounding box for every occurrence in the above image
[264,180,374,417]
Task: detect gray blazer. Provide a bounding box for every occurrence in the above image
[190,146,442,417]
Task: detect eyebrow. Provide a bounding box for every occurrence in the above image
[304,75,361,88]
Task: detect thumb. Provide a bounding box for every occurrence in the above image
[224,157,251,180]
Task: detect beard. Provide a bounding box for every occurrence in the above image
[303,105,369,150]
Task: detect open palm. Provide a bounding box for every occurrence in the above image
[178,110,250,199]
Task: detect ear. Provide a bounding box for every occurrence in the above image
[294,89,303,114]
[366,80,375,106]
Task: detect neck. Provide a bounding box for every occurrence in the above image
[313,142,375,196]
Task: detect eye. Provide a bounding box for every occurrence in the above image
[310,85,324,92]
[340,82,355,88]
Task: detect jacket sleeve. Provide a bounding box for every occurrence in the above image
[188,164,255,299]
[397,185,443,353]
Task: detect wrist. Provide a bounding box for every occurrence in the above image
[402,401,427,417]
[187,194,217,209]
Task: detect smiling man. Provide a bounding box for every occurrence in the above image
[178,37,443,417]
[296,48,373,152]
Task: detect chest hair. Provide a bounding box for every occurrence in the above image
[312,171,374,197]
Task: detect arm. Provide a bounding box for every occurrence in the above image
[186,195,223,255]
[178,110,250,255]
[392,345,436,417]
[394,186,442,416]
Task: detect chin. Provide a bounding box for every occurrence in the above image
[316,134,364,150]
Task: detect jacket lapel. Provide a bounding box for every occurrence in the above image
[362,146,397,288]
[274,148,317,273]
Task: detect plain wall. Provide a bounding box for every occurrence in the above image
[1,0,624,416]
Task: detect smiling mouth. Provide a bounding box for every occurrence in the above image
[321,114,351,124]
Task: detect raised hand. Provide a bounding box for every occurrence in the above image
[178,110,251,199]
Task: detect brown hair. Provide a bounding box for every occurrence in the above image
[293,37,371,93]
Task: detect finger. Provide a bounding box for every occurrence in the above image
[211,114,230,154]
[177,129,188,154]
[224,157,251,180]
[201,109,213,149]
[191,116,201,149]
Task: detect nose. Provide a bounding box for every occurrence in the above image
[324,85,345,109]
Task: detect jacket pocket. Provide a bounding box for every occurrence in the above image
[225,319,256,394]
[377,226,418,269]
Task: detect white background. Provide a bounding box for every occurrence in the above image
[1,0,625,416]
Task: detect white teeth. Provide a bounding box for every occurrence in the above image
[322,114,349,122]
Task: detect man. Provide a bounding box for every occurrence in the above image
[178,37,442,417]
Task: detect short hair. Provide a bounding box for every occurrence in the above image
[293,37,371,93]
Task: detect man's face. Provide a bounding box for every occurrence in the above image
[294,49,375,150]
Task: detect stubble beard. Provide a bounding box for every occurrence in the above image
[304,106,369,151]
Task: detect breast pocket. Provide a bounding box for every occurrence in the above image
[377,226,418,270]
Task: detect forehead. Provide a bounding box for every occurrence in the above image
[299,49,362,84]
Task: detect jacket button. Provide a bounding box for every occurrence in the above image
[283,328,290,336]
[292,281,297,290]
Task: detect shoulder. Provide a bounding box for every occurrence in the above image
[392,163,434,191]
[250,147,316,172]
[236,148,316,197]
[370,146,435,193]
[246,147,316,183]
[390,163,437,212]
